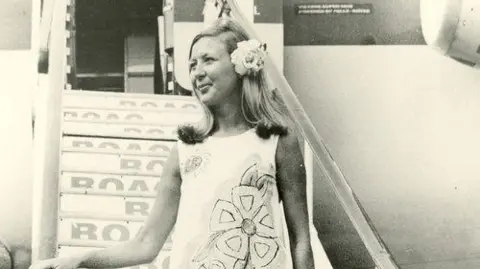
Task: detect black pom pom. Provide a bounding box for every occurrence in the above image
[177,125,205,144]
[178,123,287,144]
[255,122,288,139]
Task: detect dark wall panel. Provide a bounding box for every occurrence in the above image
[284,0,426,45]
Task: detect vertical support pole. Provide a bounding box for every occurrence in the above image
[305,142,334,269]
[304,141,314,228]
[66,0,77,89]
[157,16,168,93]
[32,0,68,262]
[203,0,219,28]
[166,53,175,94]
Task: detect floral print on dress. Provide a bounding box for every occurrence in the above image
[238,160,276,201]
[182,150,212,178]
[192,156,284,269]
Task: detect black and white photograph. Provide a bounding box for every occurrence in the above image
[1,1,480,269]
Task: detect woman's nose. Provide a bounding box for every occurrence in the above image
[192,64,206,79]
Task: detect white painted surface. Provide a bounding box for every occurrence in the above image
[285,45,480,268]
[0,50,34,269]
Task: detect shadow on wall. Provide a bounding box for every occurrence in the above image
[0,240,12,269]
[312,164,375,269]
[0,241,29,269]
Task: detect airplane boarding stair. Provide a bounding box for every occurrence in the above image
[56,91,202,268]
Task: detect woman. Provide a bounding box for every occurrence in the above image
[30,17,315,269]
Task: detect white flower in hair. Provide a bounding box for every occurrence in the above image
[231,39,267,76]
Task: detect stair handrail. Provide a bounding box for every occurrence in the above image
[31,0,69,262]
[223,0,399,268]
[38,0,56,73]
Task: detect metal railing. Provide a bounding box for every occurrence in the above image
[31,0,70,262]
[37,0,56,73]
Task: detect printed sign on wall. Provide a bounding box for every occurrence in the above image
[295,3,373,15]
[284,0,426,45]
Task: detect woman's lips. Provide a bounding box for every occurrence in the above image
[198,84,211,93]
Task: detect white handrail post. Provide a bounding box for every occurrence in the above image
[31,0,69,262]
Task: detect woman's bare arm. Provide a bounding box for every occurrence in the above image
[77,144,183,268]
[276,133,315,269]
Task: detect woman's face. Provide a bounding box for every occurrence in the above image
[189,37,241,107]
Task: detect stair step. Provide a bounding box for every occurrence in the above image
[63,90,201,112]
[60,172,159,198]
[57,217,173,248]
[62,137,174,157]
[61,152,166,176]
[59,211,146,222]
[63,108,201,126]
[62,122,179,140]
[55,91,189,264]
[60,194,154,219]
[58,217,143,244]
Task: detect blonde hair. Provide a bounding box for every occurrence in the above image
[178,18,291,144]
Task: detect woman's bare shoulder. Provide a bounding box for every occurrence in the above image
[276,129,305,175]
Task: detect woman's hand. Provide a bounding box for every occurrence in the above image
[29,254,84,269]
